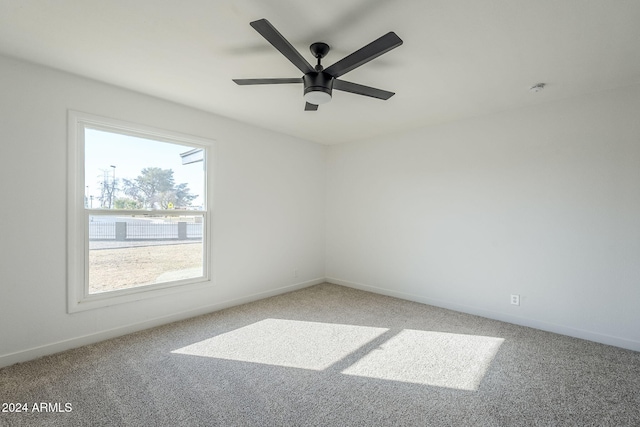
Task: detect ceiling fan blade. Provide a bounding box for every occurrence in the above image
[233,78,303,85]
[250,19,315,74]
[324,32,403,78]
[305,102,319,111]
[333,79,395,100]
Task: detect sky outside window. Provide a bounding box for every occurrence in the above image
[84,128,204,209]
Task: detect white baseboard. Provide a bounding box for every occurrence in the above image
[3,276,636,369]
[326,277,640,352]
[0,277,324,369]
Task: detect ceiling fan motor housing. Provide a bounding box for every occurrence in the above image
[303,72,334,101]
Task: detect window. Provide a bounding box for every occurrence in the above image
[67,111,213,312]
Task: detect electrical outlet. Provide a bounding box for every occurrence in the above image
[293,269,298,278]
[511,294,520,306]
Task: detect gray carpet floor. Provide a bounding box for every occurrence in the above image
[1,283,639,426]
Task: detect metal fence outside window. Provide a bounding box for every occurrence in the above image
[89,221,202,241]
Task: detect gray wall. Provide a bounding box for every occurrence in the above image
[0,55,327,366]
[326,85,640,351]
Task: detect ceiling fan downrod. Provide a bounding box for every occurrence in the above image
[310,42,330,72]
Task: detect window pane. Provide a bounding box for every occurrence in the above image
[88,215,204,294]
[84,128,204,211]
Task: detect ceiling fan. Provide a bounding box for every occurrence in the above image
[233,19,403,111]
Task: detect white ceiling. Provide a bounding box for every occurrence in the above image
[2,0,640,145]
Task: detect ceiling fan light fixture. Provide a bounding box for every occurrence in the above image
[303,72,334,105]
[304,90,332,105]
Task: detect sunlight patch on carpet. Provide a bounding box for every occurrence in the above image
[341,329,504,390]
[171,319,389,370]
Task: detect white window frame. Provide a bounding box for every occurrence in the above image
[67,110,214,313]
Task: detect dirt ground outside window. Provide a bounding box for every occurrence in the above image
[88,242,203,293]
